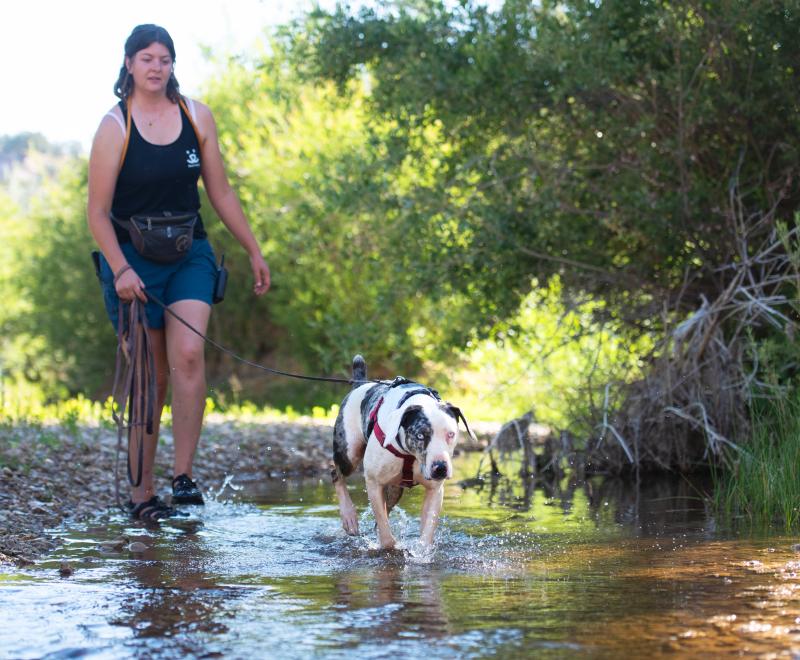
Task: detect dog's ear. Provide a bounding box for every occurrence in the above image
[381,406,407,445]
[442,403,460,420]
[400,405,423,429]
[442,402,477,443]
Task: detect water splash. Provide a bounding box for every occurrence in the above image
[214,473,243,500]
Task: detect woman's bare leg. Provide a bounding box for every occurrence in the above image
[165,300,211,478]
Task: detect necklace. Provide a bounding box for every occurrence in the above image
[137,105,164,127]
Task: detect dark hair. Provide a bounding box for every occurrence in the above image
[114,24,180,102]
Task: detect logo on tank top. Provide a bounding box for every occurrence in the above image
[186,148,200,168]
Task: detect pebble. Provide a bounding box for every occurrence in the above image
[128,542,148,553]
[58,561,73,577]
[30,502,49,515]
[99,537,128,553]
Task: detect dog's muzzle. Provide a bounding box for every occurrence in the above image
[430,460,449,481]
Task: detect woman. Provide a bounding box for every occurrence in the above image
[87,24,270,522]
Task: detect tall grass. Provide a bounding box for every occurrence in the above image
[713,392,800,529]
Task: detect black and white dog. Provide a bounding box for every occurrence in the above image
[331,355,472,550]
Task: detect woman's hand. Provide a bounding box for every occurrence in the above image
[114,265,147,303]
[249,253,271,296]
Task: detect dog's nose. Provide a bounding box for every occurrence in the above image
[430,461,448,480]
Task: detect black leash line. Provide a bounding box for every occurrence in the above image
[144,291,375,386]
[147,291,479,441]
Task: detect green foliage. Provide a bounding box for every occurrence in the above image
[0,385,111,427]
[289,0,800,324]
[0,159,116,398]
[426,277,654,426]
[0,385,336,429]
[0,190,25,327]
[201,52,443,381]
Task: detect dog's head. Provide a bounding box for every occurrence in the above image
[384,402,466,481]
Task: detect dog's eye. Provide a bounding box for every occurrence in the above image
[446,431,455,443]
[417,433,425,440]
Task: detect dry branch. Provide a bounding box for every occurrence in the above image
[587,182,798,473]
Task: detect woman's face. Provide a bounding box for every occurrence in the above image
[126,42,173,94]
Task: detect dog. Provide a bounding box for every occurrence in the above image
[331,355,472,550]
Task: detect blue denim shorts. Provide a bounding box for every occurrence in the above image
[98,239,217,331]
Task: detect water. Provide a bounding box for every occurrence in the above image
[2,453,800,658]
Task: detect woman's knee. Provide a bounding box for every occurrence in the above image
[169,341,206,375]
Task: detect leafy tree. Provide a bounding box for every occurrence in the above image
[285,0,800,329]
[8,160,116,398]
[201,52,446,383]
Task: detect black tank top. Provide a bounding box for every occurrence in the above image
[111,99,207,244]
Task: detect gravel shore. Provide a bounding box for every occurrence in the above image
[0,415,491,566]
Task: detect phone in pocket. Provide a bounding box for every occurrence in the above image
[91,250,102,281]
[213,254,228,304]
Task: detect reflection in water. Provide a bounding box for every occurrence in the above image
[2,454,800,658]
[330,566,452,641]
[111,522,238,651]
[463,449,711,535]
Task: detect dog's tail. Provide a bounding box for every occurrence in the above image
[352,354,367,385]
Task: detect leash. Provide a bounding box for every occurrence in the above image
[108,290,363,515]
[108,290,407,510]
[143,290,377,386]
[144,289,478,444]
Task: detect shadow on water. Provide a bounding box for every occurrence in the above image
[2,451,800,658]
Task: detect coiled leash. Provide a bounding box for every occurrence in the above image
[110,298,157,511]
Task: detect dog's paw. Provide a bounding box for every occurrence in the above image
[339,503,360,536]
[378,534,397,551]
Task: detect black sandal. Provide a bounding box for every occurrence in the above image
[128,496,189,522]
[172,474,205,505]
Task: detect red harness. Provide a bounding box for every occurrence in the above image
[368,396,416,488]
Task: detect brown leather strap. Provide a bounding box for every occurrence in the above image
[111,299,157,509]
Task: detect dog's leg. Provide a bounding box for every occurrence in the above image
[366,478,396,550]
[332,469,360,535]
[332,405,365,536]
[419,485,445,547]
[384,485,403,516]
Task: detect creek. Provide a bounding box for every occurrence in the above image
[2,453,800,658]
